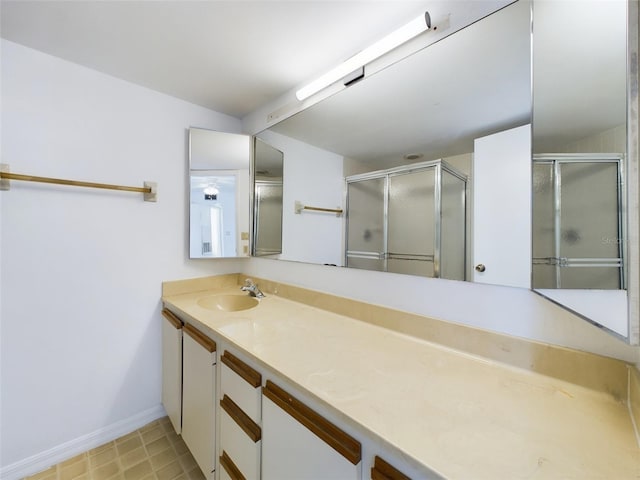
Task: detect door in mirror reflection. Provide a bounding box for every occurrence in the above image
[190,174,238,258]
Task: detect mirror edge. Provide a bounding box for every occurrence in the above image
[626,0,639,345]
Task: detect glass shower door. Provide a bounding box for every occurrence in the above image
[532,156,623,289]
[346,177,386,271]
[440,169,466,281]
[387,169,436,277]
[558,161,622,289]
[532,161,557,288]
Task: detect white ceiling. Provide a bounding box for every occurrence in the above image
[0,0,435,118]
[0,0,627,154]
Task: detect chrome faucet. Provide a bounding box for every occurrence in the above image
[241,278,265,298]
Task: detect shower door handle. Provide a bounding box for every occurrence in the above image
[475,264,486,272]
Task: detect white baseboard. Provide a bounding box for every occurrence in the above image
[0,404,166,480]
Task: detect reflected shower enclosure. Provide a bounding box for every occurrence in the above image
[532,154,624,289]
[252,138,284,256]
[345,160,467,280]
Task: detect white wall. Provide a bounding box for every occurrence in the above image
[0,40,247,475]
[257,130,344,266]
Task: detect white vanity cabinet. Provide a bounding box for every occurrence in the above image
[160,308,415,480]
[262,380,362,480]
[219,350,262,480]
[161,309,183,434]
[182,323,217,480]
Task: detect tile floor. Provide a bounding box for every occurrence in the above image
[24,417,205,480]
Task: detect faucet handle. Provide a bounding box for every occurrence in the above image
[244,278,255,286]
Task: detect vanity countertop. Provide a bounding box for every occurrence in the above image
[163,286,640,479]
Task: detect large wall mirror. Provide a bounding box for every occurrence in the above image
[254,0,531,279]
[251,0,639,344]
[189,127,251,258]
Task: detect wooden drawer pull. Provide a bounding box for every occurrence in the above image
[220,394,261,443]
[263,380,361,465]
[183,323,216,353]
[371,456,412,480]
[161,308,183,329]
[221,351,262,388]
[219,451,246,480]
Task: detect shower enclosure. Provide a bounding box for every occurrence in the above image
[532,154,625,289]
[345,160,467,280]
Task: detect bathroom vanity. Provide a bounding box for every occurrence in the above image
[162,274,640,479]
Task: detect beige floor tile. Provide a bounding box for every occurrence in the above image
[116,431,140,444]
[123,460,153,480]
[155,461,183,480]
[164,430,181,446]
[141,426,165,445]
[24,466,57,480]
[116,436,143,456]
[171,438,189,456]
[89,442,115,456]
[120,446,148,469]
[60,457,88,480]
[185,467,205,480]
[60,453,87,468]
[90,445,118,468]
[160,421,176,434]
[106,474,125,480]
[177,453,197,473]
[140,420,160,432]
[146,437,171,456]
[24,418,198,480]
[149,448,179,471]
[93,460,121,480]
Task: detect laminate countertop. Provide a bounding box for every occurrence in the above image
[163,287,640,479]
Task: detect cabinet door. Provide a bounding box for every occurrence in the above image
[161,309,182,434]
[262,381,361,480]
[182,324,216,480]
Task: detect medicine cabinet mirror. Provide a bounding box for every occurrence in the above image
[251,0,639,344]
[189,127,251,259]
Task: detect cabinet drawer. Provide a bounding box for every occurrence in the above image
[219,451,245,480]
[371,456,412,480]
[221,350,262,421]
[220,395,261,480]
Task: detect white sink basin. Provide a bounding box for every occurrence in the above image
[197,294,259,312]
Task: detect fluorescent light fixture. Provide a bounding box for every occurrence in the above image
[296,11,431,101]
